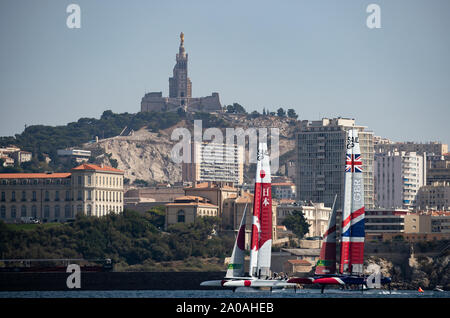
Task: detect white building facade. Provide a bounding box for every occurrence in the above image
[182,141,244,185]
[374,151,426,210]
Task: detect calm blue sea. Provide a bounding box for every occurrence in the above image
[0,289,448,298]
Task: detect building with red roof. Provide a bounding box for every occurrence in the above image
[0,163,124,223]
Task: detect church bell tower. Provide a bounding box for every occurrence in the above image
[169,32,192,99]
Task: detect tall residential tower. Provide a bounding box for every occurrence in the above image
[296,118,374,210]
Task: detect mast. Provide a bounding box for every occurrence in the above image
[340,129,365,275]
[249,142,272,278]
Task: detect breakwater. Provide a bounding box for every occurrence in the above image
[0,271,225,291]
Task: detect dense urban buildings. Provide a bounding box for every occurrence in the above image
[182,141,244,185]
[296,118,374,210]
[374,141,448,156]
[426,155,450,185]
[140,33,222,113]
[415,181,450,211]
[0,163,124,223]
[374,151,426,210]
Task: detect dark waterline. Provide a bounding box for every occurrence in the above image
[0,289,449,298]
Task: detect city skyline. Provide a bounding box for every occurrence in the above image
[1,0,449,146]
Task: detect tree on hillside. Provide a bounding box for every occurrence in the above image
[287,108,298,119]
[277,107,286,117]
[226,103,247,114]
[282,210,310,239]
[249,110,260,119]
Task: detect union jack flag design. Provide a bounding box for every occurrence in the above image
[345,154,362,173]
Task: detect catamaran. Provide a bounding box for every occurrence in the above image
[200,142,296,290]
[288,129,391,291]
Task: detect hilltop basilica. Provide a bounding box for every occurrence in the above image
[140,33,222,113]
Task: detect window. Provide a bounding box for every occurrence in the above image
[44,205,50,218]
[65,205,71,218]
[55,191,60,201]
[78,176,82,185]
[1,206,5,219]
[32,205,37,218]
[1,192,4,202]
[11,191,16,202]
[87,204,92,216]
[32,191,37,201]
[88,176,91,186]
[21,205,27,217]
[177,210,185,223]
[55,205,60,218]
[66,190,70,201]
[87,190,92,201]
[45,191,49,201]
[77,191,82,201]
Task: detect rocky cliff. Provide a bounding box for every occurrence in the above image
[365,253,450,290]
[82,114,299,185]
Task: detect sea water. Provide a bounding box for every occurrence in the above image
[0,289,448,298]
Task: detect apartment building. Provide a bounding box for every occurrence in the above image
[374,142,448,156]
[404,211,450,233]
[296,118,374,210]
[374,151,426,210]
[415,181,450,211]
[364,208,408,234]
[182,141,244,185]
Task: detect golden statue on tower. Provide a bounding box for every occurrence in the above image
[180,32,184,45]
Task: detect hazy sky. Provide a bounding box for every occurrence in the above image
[1,0,449,145]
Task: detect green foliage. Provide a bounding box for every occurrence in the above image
[133,179,149,187]
[248,110,261,119]
[146,206,166,229]
[0,211,233,268]
[225,103,247,114]
[282,210,310,239]
[0,110,183,173]
[287,108,298,119]
[192,112,230,128]
[277,107,286,117]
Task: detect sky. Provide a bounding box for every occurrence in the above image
[0,0,449,145]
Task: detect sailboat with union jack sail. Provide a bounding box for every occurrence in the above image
[288,129,391,291]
